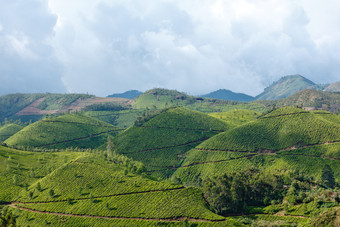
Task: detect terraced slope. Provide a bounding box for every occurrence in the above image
[5,114,121,149]
[0,123,24,141]
[11,154,225,224]
[173,107,340,183]
[115,107,230,178]
[0,146,83,202]
[209,109,260,127]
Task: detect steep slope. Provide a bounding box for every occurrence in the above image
[256,75,316,100]
[5,114,121,149]
[173,107,340,183]
[201,89,254,102]
[324,81,340,92]
[107,90,143,99]
[115,107,230,178]
[0,123,24,141]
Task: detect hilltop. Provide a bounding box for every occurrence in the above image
[5,114,120,149]
[201,89,254,102]
[107,90,143,99]
[255,75,316,100]
[114,107,230,178]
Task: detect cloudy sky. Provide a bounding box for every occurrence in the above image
[1,0,340,97]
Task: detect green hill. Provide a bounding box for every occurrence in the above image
[0,123,24,141]
[107,90,142,99]
[115,107,230,178]
[0,146,83,202]
[173,107,340,183]
[256,75,316,100]
[5,114,121,149]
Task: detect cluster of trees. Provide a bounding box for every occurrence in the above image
[203,166,339,216]
[0,207,16,227]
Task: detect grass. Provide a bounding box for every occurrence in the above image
[115,107,230,178]
[0,146,83,202]
[16,154,182,203]
[0,123,24,141]
[209,109,260,127]
[5,114,120,149]
[198,107,340,152]
[83,109,143,129]
[17,187,224,220]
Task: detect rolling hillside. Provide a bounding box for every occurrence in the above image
[255,75,316,100]
[5,114,121,149]
[173,107,340,184]
[114,107,230,178]
[0,123,24,141]
[0,93,130,123]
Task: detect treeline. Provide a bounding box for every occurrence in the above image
[203,166,339,216]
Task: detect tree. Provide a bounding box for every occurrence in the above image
[321,164,336,189]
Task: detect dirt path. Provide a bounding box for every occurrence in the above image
[9,204,224,222]
[35,129,123,147]
[140,125,225,132]
[121,138,208,155]
[15,187,186,204]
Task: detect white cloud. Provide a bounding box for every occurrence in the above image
[1,0,340,96]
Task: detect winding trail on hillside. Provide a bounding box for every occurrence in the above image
[121,138,208,155]
[195,140,340,154]
[140,125,225,132]
[35,129,124,147]
[40,120,115,128]
[8,204,226,222]
[147,140,340,171]
[15,187,186,204]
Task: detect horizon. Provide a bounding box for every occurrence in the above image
[1,1,340,96]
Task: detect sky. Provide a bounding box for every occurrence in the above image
[1,0,340,97]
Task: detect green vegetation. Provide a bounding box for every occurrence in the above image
[324,81,340,92]
[36,94,94,110]
[259,89,340,113]
[5,114,120,149]
[198,107,340,152]
[201,89,254,102]
[0,146,83,202]
[84,109,142,128]
[133,88,268,113]
[0,123,24,141]
[209,109,260,127]
[115,107,230,178]
[255,74,316,100]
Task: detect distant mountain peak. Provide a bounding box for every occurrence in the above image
[256,75,316,100]
[201,89,254,102]
[107,90,142,99]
